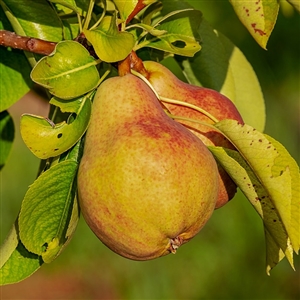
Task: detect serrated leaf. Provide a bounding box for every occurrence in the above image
[143,9,201,57]
[20,93,92,159]
[113,0,138,22]
[182,19,265,131]
[83,14,135,62]
[0,240,42,285]
[229,0,279,49]
[209,119,300,272]
[18,159,79,261]
[0,111,14,169]
[31,41,100,99]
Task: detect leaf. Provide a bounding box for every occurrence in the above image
[49,0,80,13]
[0,224,19,269]
[18,159,79,262]
[208,119,300,272]
[0,111,14,170]
[113,0,138,22]
[83,14,136,62]
[181,19,265,132]
[0,9,32,111]
[20,93,92,159]
[0,240,43,285]
[143,9,202,57]
[286,0,300,12]
[31,41,100,99]
[1,0,63,41]
[229,0,279,49]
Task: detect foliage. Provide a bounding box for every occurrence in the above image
[0,0,299,285]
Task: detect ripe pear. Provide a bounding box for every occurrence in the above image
[77,74,219,260]
[143,61,244,208]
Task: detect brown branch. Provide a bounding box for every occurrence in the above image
[0,30,56,55]
[126,0,148,24]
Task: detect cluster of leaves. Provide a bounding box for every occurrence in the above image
[0,0,299,285]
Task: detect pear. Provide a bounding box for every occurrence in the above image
[143,61,244,208]
[77,74,219,260]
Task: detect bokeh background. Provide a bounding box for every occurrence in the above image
[1,1,299,299]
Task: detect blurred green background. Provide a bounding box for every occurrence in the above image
[1,1,299,299]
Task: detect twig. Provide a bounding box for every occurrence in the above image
[126,0,147,24]
[0,30,56,55]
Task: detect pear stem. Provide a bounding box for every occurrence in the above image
[131,69,220,124]
[165,113,223,133]
[160,97,220,124]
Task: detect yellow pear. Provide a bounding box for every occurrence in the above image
[77,74,219,260]
[143,61,244,208]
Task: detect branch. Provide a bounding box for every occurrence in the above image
[126,0,148,24]
[0,30,56,55]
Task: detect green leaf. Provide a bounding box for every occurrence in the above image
[208,120,299,273]
[142,9,201,57]
[0,9,32,111]
[0,224,19,269]
[0,240,42,285]
[0,111,14,170]
[113,0,138,22]
[49,0,80,13]
[83,14,136,62]
[229,0,279,49]
[20,93,92,159]
[31,41,100,99]
[18,159,79,262]
[1,0,63,41]
[286,0,300,12]
[182,19,265,132]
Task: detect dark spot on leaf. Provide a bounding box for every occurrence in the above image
[258,139,262,142]
[54,148,59,151]
[57,133,63,138]
[273,219,277,222]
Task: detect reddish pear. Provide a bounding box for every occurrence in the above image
[143,61,244,208]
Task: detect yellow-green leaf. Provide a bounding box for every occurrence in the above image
[83,14,135,63]
[229,0,279,49]
[209,119,300,272]
[142,9,201,57]
[20,94,92,159]
[113,0,138,22]
[31,41,100,99]
[18,160,79,259]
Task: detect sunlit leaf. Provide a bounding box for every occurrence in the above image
[208,119,300,272]
[141,9,201,57]
[20,93,92,159]
[0,240,42,285]
[83,14,136,62]
[1,0,63,41]
[31,41,100,99]
[49,0,80,13]
[182,19,265,132]
[229,0,279,49]
[113,0,138,22]
[18,159,79,261]
[0,111,14,169]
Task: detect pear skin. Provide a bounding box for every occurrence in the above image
[143,61,244,208]
[77,74,219,260]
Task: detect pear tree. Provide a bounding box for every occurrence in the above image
[0,0,299,285]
